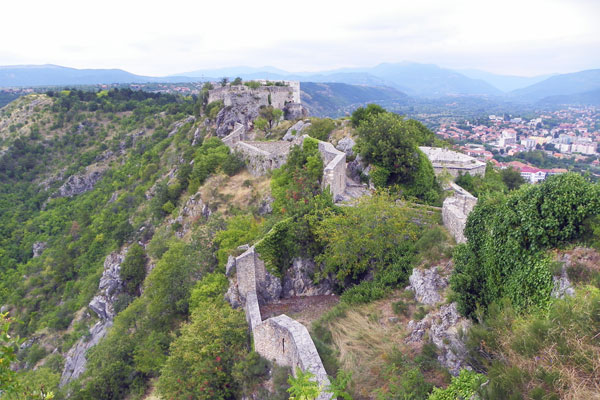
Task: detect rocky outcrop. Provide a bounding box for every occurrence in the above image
[60,320,112,387]
[407,267,448,305]
[406,303,471,376]
[32,241,47,258]
[335,137,356,157]
[283,120,311,141]
[215,100,262,137]
[258,195,274,215]
[551,263,575,299]
[283,103,308,121]
[60,249,127,386]
[168,116,195,137]
[88,251,126,321]
[282,258,333,298]
[53,168,106,198]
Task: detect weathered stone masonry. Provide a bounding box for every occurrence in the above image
[442,183,477,244]
[232,247,331,399]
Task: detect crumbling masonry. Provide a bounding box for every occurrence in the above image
[233,247,331,399]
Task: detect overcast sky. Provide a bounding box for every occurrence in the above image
[2,0,599,77]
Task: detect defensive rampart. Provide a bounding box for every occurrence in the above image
[318,141,347,200]
[207,83,300,109]
[442,183,477,243]
[232,247,331,398]
[419,146,486,178]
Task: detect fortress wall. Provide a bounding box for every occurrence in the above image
[233,247,331,398]
[432,164,486,179]
[318,141,347,200]
[207,85,297,109]
[442,185,477,244]
[232,142,288,176]
[253,315,331,399]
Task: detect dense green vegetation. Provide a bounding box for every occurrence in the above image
[352,106,443,204]
[451,173,600,318]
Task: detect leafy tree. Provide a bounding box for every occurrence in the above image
[119,243,147,295]
[231,77,243,85]
[355,111,440,203]
[500,167,525,190]
[157,280,247,400]
[259,106,284,130]
[315,194,420,286]
[306,118,336,141]
[351,103,385,127]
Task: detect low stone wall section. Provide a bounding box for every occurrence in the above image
[419,146,486,178]
[254,315,331,399]
[232,141,290,176]
[442,183,477,243]
[318,141,346,200]
[221,122,246,146]
[232,247,331,398]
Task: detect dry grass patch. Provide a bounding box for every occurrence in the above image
[199,171,270,215]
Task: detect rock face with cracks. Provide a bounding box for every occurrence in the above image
[60,249,128,386]
[407,266,448,305]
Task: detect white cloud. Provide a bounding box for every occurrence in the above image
[1,0,598,76]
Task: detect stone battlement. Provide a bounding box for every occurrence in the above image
[442,183,477,243]
[419,146,486,178]
[231,247,331,399]
[207,82,300,110]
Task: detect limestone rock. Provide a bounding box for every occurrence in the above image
[226,255,236,277]
[283,120,311,141]
[215,98,261,137]
[168,116,195,137]
[257,269,282,305]
[282,258,333,298]
[283,103,308,121]
[551,265,575,299]
[335,137,356,157]
[192,127,202,146]
[60,320,112,387]
[406,303,471,376]
[258,195,274,215]
[53,168,105,198]
[408,267,448,305]
[88,250,126,321]
[32,241,47,258]
[225,281,242,309]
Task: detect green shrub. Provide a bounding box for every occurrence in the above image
[119,243,147,295]
[428,369,485,400]
[306,118,336,141]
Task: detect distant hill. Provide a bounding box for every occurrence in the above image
[351,62,503,97]
[538,88,600,106]
[457,69,553,92]
[509,69,600,102]
[176,62,504,98]
[300,82,408,117]
[0,65,198,87]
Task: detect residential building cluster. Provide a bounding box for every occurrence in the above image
[436,107,600,162]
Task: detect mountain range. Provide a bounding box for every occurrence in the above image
[1,63,599,106]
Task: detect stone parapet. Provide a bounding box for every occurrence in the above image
[442,184,477,244]
[232,246,331,399]
[254,315,331,399]
[317,141,347,200]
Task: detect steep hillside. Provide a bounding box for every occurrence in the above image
[1,93,599,400]
[300,82,408,117]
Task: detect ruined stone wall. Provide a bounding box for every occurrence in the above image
[442,183,477,244]
[419,146,486,178]
[221,122,246,146]
[318,141,347,200]
[207,84,298,109]
[232,141,290,176]
[232,247,331,398]
[254,315,331,399]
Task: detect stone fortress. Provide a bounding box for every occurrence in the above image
[209,81,481,393]
[228,246,332,399]
[419,147,482,243]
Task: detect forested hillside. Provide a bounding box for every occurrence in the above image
[0,92,598,400]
